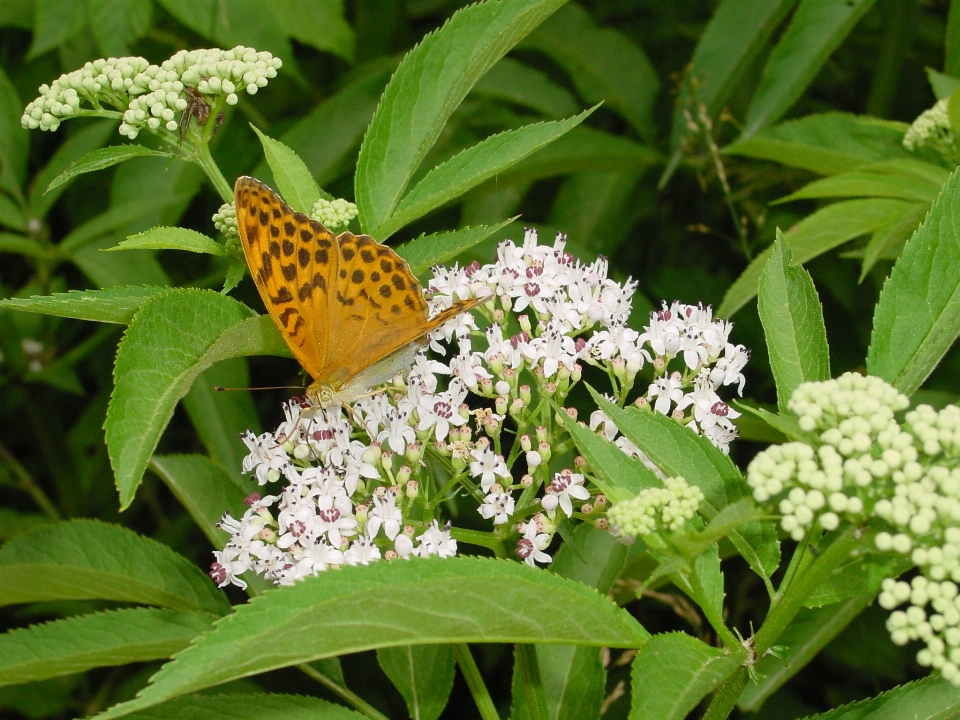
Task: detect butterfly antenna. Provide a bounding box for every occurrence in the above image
[214,385,306,392]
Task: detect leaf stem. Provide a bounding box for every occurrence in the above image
[0,439,60,521]
[454,643,500,720]
[516,644,549,720]
[701,666,748,720]
[297,663,389,720]
[192,139,233,203]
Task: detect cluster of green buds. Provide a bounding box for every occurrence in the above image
[21,46,281,141]
[312,197,359,230]
[607,476,704,539]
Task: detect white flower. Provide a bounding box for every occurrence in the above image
[367,490,402,540]
[542,471,591,517]
[469,447,510,492]
[418,379,469,441]
[293,540,345,576]
[344,536,382,565]
[310,499,357,548]
[375,406,417,454]
[240,430,288,485]
[415,520,457,558]
[478,490,515,525]
[516,521,552,567]
[648,373,685,415]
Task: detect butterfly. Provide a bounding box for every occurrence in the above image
[234,176,483,408]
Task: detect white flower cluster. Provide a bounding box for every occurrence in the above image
[213,229,748,587]
[22,56,152,131]
[745,372,960,687]
[120,47,280,139]
[312,197,358,230]
[747,373,910,540]
[880,575,960,684]
[903,98,958,160]
[607,476,704,539]
[21,47,280,140]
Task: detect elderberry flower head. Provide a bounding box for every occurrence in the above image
[607,476,703,539]
[312,197,358,230]
[903,99,958,161]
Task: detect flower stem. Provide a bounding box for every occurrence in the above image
[192,137,232,203]
[297,663,389,720]
[451,527,506,557]
[454,643,500,720]
[516,643,549,720]
[701,666,748,720]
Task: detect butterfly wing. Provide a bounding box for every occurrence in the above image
[326,231,483,390]
[234,176,337,380]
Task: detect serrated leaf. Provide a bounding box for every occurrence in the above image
[519,2,659,139]
[588,389,781,584]
[775,171,942,204]
[630,632,746,720]
[108,227,226,256]
[59,193,194,254]
[0,608,214,686]
[758,231,831,412]
[804,553,911,608]
[472,56,579,118]
[74,233,171,288]
[93,557,650,719]
[374,109,591,239]
[741,0,877,138]
[377,644,455,720]
[149,455,249,548]
[860,203,929,280]
[867,168,960,394]
[0,508,48,541]
[29,120,117,218]
[398,219,515,277]
[251,126,326,214]
[719,198,914,317]
[562,412,660,503]
[0,519,229,614]
[222,261,246,294]
[0,286,170,324]
[724,113,915,175]
[355,0,566,232]
[796,675,960,720]
[46,145,172,193]
[106,290,255,508]
[120,693,368,720]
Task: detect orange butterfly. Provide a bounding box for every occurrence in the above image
[234,176,482,407]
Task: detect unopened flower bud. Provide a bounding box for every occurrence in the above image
[397,465,412,484]
[535,425,548,442]
[509,398,525,417]
[354,504,369,523]
[580,503,594,515]
[526,450,542,468]
[293,443,310,459]
[384,550,398,560]
[435,440,449,456]
[653,356,665,372]
[362,444,382,466]
[671,409,685,421]
[404,524,416,537]
[492,308,505,322]
[612,357,626,380]
[571,363,582,383]
[259,527,278,543]
[405,442,422,464]
[519,314,532,333]
[543,381,557,396]
[499,294,513,313]
[596,518,610,530]
[480,376,494,394]
[574,455,587,470]
[406,479,419,499]
[380,450,393,472]
[520,434,532,452]
[538,441,552,463]
[595,494,608,508]
[520,385,532,404]
[634,396,649,410]
[521,473,534,486]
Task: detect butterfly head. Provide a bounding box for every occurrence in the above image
[307,382,338,408]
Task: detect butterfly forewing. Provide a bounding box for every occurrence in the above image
[234,176,336,379]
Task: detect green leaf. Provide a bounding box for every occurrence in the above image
[74,233,171,288]
[733,402,818,444]
[27,0,86,59]
[372,109,593,239]
[222,261,247,295]
[774,171,942,204]
[562,412,660,503]
[59,193,194,254]
[0,63,27,196]
[719,198,914,317]
[0,608,213,686]
[950,0,960,77]
[354,0,565,232]
[804,553,912,608]
[0,519,229,614]
[272,0,354,61]
[45,145,173,194]
[797,676,960,720]
[588,389,781,585]
[105,289,255,509]
[251,126,325,214]
[629,632,746,720]
[860,203,929,280]
[491,126,659,186]
[377,645,455,720]
[398,219,515,277]
[119,694,368,720]
[758,230,831,412]
[149,455,249,548]
[256,64,394,188]
[738,594,877,711]
[472,56,579,118]
[741,0,878,138]
[519,2,659,140]
[29,120,117,218]
[0,192,26,231]
[664,0,797,181]
[87,0,151,57]
[93,557,649,718]
[181,358,261,478]
[0,508,48,541]
[0,286,171,324]
[0,233,44,258]
[867,169,960,394]
[927,68,960,100]
[108,227,226,256]
[724,113,914,176]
